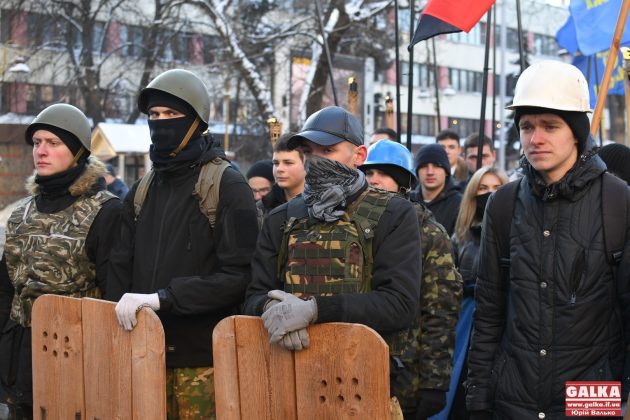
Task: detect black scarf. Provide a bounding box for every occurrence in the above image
[302,155,366,222]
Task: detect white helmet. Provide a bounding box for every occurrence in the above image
[507,60,591,113]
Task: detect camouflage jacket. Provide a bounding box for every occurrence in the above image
[393,202,462,407]
[3,158,118,327]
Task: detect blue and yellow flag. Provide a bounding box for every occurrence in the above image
[569,0,630,56]
[572,52,626,108]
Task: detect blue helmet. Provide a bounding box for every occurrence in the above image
[360,140,417,189]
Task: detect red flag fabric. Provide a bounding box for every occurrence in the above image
[410,0,495,47]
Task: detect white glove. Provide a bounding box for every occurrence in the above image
[280,328,311,351]
[261,290,317,345]
[115,293,160,331]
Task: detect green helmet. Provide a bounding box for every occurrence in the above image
[137,69,210,123]
[25,103,92,151]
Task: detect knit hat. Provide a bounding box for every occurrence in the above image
[598,143,630,185]
[246,160,274,183]
[514,107,590,153]
[414,144,451,177]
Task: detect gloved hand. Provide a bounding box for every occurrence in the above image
[280,328,311,351]
[115,293,160,331]
[415,389,446,419]
[469,410,493,420]
[261,290,317,344]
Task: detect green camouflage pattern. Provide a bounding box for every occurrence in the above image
[4,190,114,327]
[392,203,462,408]
[166,366,215,420]
[279,188,408,352]
[281,188,391,298]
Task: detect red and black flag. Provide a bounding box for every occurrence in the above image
[410,0,495,48]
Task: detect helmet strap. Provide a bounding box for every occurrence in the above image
[169,116,200,158]
[68,146,85,169]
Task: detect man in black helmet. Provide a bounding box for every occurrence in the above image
[107,69,258,419]
[244,106,420,366]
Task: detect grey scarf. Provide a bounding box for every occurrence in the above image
[302,155,366,222]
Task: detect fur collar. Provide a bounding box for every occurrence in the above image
[25,157,108,197]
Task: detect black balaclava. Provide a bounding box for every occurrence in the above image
[146,91,207,166]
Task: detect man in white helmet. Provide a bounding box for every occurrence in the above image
[466,60,630,419]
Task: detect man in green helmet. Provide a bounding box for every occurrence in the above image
[107,69,259,419]
[0,103,121,419]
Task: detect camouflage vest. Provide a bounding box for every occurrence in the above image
[4,190,115,327]
[278,187,409,354]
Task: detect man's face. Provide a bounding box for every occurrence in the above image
[148,106,186,120]
[520,113,578,184]
[438,139,461,168]
[248,177,272,201]
[418,163,447,193]
[465,144,496,173]
[299,140,367,168]
[32,129,76,176]
[365,168,399,192]
[273,150,305,193]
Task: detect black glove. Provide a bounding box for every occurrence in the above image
[469,410,493,420]
[415,389,446,419]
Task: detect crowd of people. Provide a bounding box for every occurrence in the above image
[1,59,630,420]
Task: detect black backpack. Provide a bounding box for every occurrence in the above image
[487,173,628,280]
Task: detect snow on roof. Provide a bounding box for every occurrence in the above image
[94,122,151,153]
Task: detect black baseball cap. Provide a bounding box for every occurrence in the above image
[288,106,364,149]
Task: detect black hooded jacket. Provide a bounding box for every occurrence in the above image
[106,135,259,368]
[410,179,462,236]
[466,136,630,419]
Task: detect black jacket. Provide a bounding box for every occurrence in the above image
[243,184,421,335]
[106,137,258,368]
[453,225,481,297]
[466,137,630,419]
[411,179,462,236]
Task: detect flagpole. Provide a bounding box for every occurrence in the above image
[492,4,497,141]
[591,0,630,138]
[476,7,493,171]
[592,56,605,144]
[407,2,416,149]
[394,0,402,142]
[431,38,441,134]
[314,0,338,106]
[515,0,526,73]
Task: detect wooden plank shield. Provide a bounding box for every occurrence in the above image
[32,296,166,420]
[213,316,389,420]
[32,295,84,420]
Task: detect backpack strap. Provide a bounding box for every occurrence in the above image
[133,169,155,221]
[601,172,628,266]
[486,180,520,281]
[133,158,230,228]
[193,157,231,229]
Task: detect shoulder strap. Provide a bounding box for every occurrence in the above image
[133,169,155,221]
[277,197,309,277]
[601,172,628,265]
[486,180,519,278]
[193,158,231,229]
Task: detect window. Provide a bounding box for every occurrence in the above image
[401,62,431,88]
[448,68,483,93]
[533,33,558,56]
